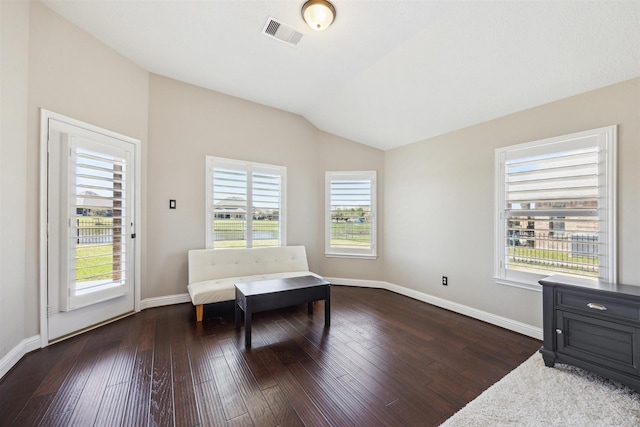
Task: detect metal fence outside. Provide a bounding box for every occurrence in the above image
[508,231,598,275]
[76,218,113,244]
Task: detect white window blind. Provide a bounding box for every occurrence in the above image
[252,169,282,247]
[325,171,377,258]
[63,137,132,310]
[206,157,286,248]
[495,126,616,289]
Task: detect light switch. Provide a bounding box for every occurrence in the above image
[169,199,176,209]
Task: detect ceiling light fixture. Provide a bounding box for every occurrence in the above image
[301,0,336,31]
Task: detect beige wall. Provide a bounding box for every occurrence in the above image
[146,74,322,299]
[384,78,640,328]
[316,131,385,280]
[25,2,149,339]
[0,0,30,358]
[145,76,386,298]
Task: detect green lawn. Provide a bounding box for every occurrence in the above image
[214,239,280,248]
[76,244,113,281]
[330,238,370,248]
[74,216,118,281]
[330,221,371,248]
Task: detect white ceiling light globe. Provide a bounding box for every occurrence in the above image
[302,0,336,31]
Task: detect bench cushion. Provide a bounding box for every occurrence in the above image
[187,246,317,306]
[188,246,310,284]
[188,271,323,305]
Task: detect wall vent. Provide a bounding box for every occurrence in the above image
[262,17,303,47]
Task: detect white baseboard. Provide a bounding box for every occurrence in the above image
[140,293,191,310]
[0,335,42,380]
[324,277,543,340]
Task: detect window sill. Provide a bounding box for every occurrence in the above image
[494,277,542,293]
[325,253,377,260]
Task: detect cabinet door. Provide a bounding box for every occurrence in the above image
[557,311,640,375]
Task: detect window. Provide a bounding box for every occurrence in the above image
[325,171,377,258]
[494,126,616,290]
[206,157,286,248]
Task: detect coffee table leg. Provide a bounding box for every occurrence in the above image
[235,288,242,329]
[235,301,241,329]
[325,285,331,326]
[245,299,252,348]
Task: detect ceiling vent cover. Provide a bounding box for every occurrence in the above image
[262,17,304,46]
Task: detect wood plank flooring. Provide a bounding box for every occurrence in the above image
[0,286,541,426]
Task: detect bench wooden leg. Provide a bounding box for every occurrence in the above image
[195,304,203,322]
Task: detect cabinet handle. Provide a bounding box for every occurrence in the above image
[587,302,607,311]
[555,328,563,335]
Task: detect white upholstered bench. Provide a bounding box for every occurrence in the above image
[187,246,322,322]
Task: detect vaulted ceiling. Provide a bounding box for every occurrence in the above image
[40,1,640,150]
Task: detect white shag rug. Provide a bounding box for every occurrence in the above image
[440,353,640,426]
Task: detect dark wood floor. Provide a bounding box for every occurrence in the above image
[0,286,541,427]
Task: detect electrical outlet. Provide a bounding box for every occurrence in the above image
[442,276,448,286]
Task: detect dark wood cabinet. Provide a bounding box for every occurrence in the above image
[540,275,640,392]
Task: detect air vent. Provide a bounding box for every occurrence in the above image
[262,17,304,47]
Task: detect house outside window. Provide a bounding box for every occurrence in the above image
[494,126,616,290]
[325,171,377,259]
[206,156,286,248]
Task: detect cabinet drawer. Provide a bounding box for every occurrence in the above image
[557,311,640,375]
[557,290,640,321]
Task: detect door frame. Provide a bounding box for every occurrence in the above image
[39,109,142,346]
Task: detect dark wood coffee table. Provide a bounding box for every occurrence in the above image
[235,275,331,347]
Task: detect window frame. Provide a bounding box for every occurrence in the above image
[325,170,377,259]
[494,126,617,291]
[205,156,287,249]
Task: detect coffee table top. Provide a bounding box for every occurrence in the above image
[235,275,330,297]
